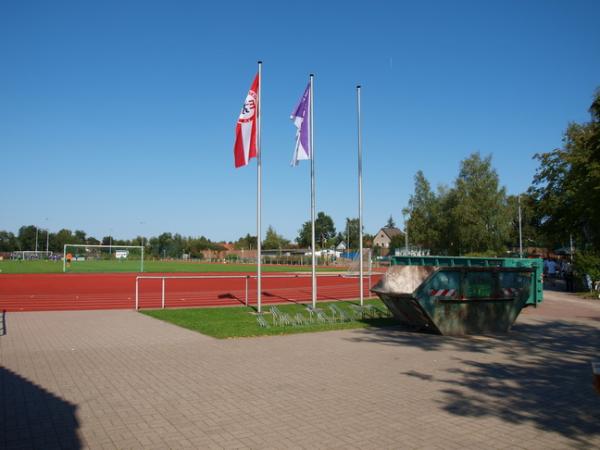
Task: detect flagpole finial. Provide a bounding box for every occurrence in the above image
[357,84,361,89]
[310,73,314,77]
[258,60,262,64]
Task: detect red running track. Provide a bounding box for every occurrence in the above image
[0,272,383,312]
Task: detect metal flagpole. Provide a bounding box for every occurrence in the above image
[257,61,263,313]
[310,74,316,309]
[518,195,523,258]
[357,85,364,306]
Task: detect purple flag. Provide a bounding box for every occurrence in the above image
[290,83,311,166]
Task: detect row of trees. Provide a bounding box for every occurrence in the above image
[528,89,600,252]
[146,233,225,258]
[6,90,596,260]
[0,226,100,254]
[404,151,577,256]
[231,228,293,251]
[404,88,600,257]
[284,215,374,250]
[404,154,515,255]
[0,227,225,259]
[1,218,378,258]
[231,215,379,252]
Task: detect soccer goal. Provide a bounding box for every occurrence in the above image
[345,248,373,277]
[11,250,54,260]
[63,244,144,273]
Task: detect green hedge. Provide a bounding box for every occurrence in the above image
[573,253,600,288]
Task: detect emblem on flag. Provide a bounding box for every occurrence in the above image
[234,74,260,168]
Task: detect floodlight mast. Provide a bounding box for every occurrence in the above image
[45,218,49,252]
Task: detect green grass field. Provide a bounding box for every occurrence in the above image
[141,299,397,338]
[0,259,345,274]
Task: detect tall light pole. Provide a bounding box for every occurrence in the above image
[569,233,574,262]
[35,226,39,252]
[346,219,350,258]
[403,212,409,254]
[139,221,146,248]
[518,196,523,258]
[45,218,49,253]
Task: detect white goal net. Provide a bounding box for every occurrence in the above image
[11,251,54,260]
[345,248,372,276]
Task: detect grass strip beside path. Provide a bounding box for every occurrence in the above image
[141,299,398,339]
[576,291,600,300]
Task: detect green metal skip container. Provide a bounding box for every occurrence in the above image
[371,256,543,335]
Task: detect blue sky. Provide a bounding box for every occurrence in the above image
[1,0,599,242]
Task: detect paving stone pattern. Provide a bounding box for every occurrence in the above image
[1,293,599,449]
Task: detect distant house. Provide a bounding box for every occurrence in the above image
[373,227,402,249]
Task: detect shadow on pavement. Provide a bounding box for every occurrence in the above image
[1,367,80,449]
[347,319,600,446]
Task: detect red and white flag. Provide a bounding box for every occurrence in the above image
[233,74,259,168]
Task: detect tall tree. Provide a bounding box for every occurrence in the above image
[344,218,360,250]
[404,154,511,255]
[52,229,76,253]
[297,212,336,249]
[263,226,290,250]
[86,236,101,245]
[506,193,542,250]
[389,233,406,252]
[450,152,510,254]
[157,232,174,258]
[234,233,257,250]
[385,215,396,228]
[17,225,38,251]
[73,230,87,243]
[0,231,18,251]
[529,89,600,251]
[404,171,442,252]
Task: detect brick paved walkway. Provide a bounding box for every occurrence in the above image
[1,292,599,449]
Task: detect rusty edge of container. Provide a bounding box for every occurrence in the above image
[593,362,600,394]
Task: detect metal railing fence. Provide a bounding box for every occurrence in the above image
[134,272,375,310]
